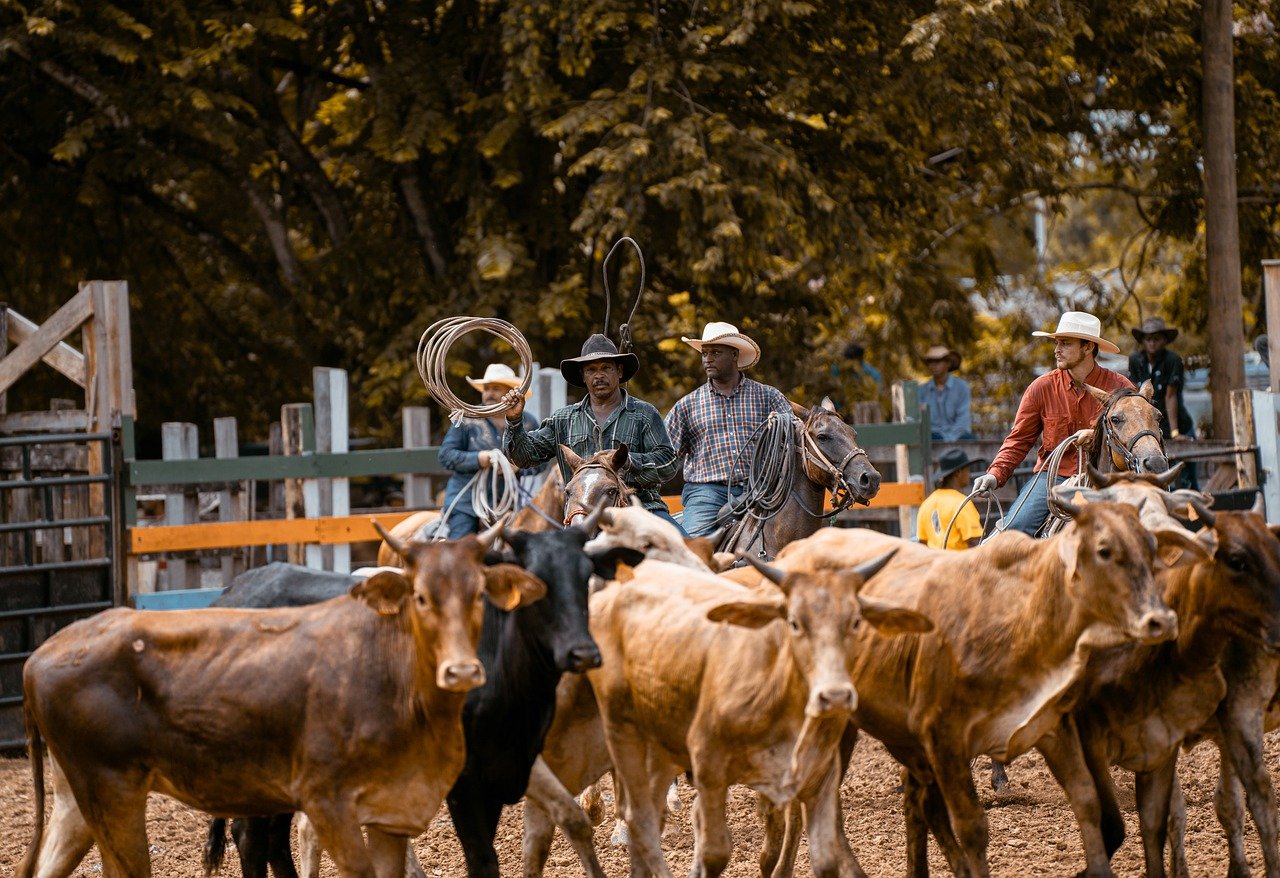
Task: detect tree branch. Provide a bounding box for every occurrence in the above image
[398,172,448,278]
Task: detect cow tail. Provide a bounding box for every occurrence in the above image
[15,704,45,878]
[203,817,228,876]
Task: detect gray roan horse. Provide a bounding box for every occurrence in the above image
[718,400,881,561]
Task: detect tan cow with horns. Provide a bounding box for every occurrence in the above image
[17,521,547,878]
[586,552,933,878]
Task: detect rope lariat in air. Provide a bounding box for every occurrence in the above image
[417,316,533,427]
[601,236,645,354]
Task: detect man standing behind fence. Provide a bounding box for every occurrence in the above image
[438,364,542,539]
[918,344,975,441]
[973,311,1133,536]
[665,321,793,537]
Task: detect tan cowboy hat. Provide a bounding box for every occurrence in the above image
[465,363,523,392]
[1031,311,1121,355]
[1130,316,1180,344]
[681,321,761,369]
[922,344,961,372]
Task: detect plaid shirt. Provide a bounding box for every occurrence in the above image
[665,377,792,484]
[504,391,677,512]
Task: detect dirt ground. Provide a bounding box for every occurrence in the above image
[3,732,1279,877]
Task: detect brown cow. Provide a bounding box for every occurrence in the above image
[1043,509,1280,878]
[761,497,1197,877]
[586,553,932,878]
[17,524,547,878]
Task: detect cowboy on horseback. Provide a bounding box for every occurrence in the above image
[499,333,683,531]
[973,311,1134,536]
[664,321,793,538]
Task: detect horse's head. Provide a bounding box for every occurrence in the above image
[791,400,882,506]
[1086,382,1169,474]
[561,443,635,525]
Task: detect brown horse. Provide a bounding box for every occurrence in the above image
[1085,381,1170,476]
[560,444,635,526]
[719,400,881,561]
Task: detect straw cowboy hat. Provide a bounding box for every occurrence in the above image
[922,344,961,372]
[1031,311,1121,355]
[465,363,523,392]
[681,321,761,369]
[1130,316,1180,344]
[936,447,985,482]
[559,334,640,388]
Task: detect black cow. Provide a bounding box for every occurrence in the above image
[205,511,608,878]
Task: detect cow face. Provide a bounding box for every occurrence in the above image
[706,551,931,718]
[1198,512,1280,653]
[374,520,547,692]
[585,505,711,572]
[502,524,603,673]
[1052,499,1181,645]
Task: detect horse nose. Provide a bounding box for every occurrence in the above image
[1141,455,1170,474]
[858,470,881,493]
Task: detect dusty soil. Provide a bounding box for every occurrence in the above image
[4,733,1279,876]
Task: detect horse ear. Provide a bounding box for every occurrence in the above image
[1084,384,1112,404]
[789,399,810,418]
[820,395,837,412]
[610,443,630,472]
[560,444,585,472]
[1138,379,1155,401]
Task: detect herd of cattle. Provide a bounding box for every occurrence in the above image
[13,464,1280,878]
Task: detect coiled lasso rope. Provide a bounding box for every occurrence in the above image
[416,316,534,427]
[428,448,524,539]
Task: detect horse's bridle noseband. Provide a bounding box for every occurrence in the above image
[800,425,870,511]
[563,462,630,525]
[1099,393,1166,474]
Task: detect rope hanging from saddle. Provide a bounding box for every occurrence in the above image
[416,316,533,427]
[601,236,646,354]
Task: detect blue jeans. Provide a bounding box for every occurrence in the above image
[1002,472,1067,536]
[681,482,745,538]
[447,508,480,540]
[646,505,689,537]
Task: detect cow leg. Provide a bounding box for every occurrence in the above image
[265,813,299,878]
[607,733,672,878]
[80,782,151,878]
[231,817,273,878]
[580,782,607,826]
[688,774,731,878]
[803,761,854,878]
[363,827,408,878]
[522,758,606,878]
[1214,752,1252,878]
[901,770,931,878]
[1167,772,1190,878]
[31,758,94,878]
[1136,759,1178,878]
[304,809,375,878]
[756,799,786,877]
[923,733,989,878]
[294,812,325,878]
[447,782,505,878]
[1220,716,1280,878]
[1037,719,1113,878]
[1078,722,1125,858]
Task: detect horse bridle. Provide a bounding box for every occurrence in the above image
[800,425,869,512]
[563,462,630,525]
[1099,393,1165,474]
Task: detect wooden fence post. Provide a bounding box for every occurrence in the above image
[312,367,350,573]
[161,421,200,590]
[403,407,433,508]
[214,417,246,586]
[891,382,919,540]
[1264,260,1280,393]
[266,421,283,565]
[0,304,7,417]
[1231,389,1258,490]
[282,404,314,566]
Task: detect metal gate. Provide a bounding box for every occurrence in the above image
[0,431,117,749]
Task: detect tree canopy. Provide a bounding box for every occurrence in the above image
[2,0,1277,443]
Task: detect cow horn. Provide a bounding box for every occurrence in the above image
[1153,462,1185,488]
[1182,494,1217,526]
[476,515,509,551]
[576,497,608,536]
[1253,489,1265,515]
[851,548,899,585]
[704,524,729,551]
[741,553,787,586]
[373,520,410,557]
[1050,488,1083,518]
[1086,463,1122,488]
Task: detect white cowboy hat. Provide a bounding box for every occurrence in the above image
[1031,311,1121,355]
[465,363,523,391]
[681,321,761,369]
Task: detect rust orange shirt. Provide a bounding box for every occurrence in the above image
[987,365,1134,486]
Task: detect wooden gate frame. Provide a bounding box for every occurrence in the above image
[1,280,136,599]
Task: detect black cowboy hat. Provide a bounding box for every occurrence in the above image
[936,447,985,482]
[1130,317,1179,344]
[560,334,640,388]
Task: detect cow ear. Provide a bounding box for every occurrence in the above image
[483,564,547,610]
[1057,530,1080,584]
[856,594,934,635]
[1155,527,1212,567]
[589,546,646,580]
[350,571,411,616]
[1269,523,1280,541]
[706,594,786,628]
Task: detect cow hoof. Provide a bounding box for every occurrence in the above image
[610,820,630,847]
[990,760,1009,792]
[666,781,683,813]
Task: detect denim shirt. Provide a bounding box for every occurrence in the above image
[439,412,541,516]
[504,391,678,512]
[918,375,973,441]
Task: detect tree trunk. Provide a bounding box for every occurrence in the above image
[1202,0,1246,442]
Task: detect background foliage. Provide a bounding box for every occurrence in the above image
[2,0,1277,446]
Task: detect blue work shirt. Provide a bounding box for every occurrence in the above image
[918,375,973,441]
[439,412,542,517]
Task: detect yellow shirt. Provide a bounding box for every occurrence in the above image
[918,487,983,551]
